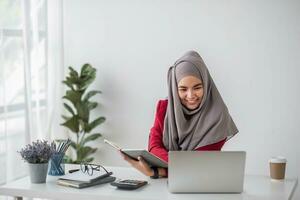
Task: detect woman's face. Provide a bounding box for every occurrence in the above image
[177,75,204,110]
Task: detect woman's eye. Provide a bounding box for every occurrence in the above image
[194,87,203,90]
[178,88,187,92]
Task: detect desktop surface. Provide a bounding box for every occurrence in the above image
[0,166,298,200]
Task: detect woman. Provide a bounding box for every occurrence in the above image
[121,50,238,178]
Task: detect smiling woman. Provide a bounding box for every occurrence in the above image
[121,50,239,178]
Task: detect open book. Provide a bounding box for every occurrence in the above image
[104,139,168,168]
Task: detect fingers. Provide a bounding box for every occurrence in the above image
[138,156,148,166]
[120,154,152,176]
[119,151,129,160]
[138,156,153,176]
[120,152,138,166]
[138,156,151,170]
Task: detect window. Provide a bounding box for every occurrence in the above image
[0,0,48,184]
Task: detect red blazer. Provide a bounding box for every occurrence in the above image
[148,99,226,162]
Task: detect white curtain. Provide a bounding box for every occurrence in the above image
[0,0,65,194]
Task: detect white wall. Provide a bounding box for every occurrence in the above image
[64,0,300,198]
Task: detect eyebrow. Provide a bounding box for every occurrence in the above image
[178,83,203,88]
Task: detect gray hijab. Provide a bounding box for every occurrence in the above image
[162,51,238,151]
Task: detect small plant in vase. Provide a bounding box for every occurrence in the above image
[19,140,55,183]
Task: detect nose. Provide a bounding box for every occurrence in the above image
[187,89,194,99]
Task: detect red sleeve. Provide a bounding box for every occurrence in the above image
[148,99,227,163]
[148,100,169,162]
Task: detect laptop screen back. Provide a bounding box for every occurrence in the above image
[168,151,246,193]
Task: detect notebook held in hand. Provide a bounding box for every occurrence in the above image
[104,139,168,168]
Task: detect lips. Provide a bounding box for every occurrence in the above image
[186,100,199,105]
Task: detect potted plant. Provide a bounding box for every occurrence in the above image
[61,63,105,164]
[18,140,54,183]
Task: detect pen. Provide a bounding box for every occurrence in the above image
[69,169,80,173]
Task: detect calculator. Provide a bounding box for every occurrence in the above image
[110,179,148,190]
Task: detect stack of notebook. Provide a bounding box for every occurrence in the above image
[57,170,115,189]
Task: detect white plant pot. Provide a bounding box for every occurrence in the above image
[28,163,48,183]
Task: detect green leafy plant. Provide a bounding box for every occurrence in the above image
[61,63,105,164]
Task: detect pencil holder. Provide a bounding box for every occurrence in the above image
[48,153,65,176]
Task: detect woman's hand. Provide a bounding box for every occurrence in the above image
[120,151,154,177]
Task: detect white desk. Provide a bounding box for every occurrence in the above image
[0,166,298,200]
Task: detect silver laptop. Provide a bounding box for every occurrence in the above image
[168,151,246,193]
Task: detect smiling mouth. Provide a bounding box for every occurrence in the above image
[186,100,199,105]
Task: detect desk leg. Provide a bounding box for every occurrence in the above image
[14,197,23,200]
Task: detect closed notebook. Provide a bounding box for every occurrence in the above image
[57,176,116,189]
[58,170,112,183]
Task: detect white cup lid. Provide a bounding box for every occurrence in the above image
[269,156,287,163]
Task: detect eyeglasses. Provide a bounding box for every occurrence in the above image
[80,162,109,176]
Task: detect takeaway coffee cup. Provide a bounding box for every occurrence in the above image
[269,156,287,180]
